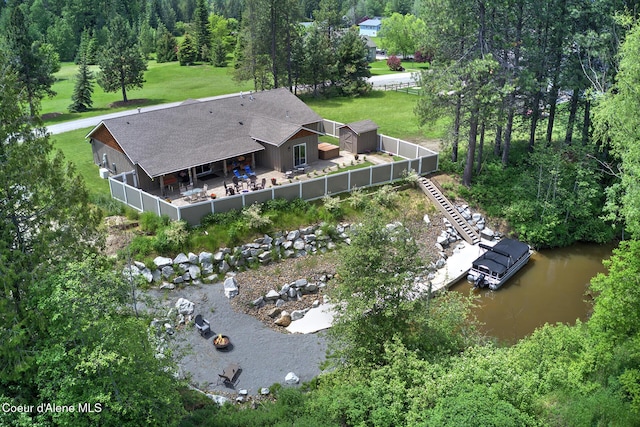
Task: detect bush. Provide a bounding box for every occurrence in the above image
[154,220,189,253]
[387,55,404,71]
[349,186,368,210]
[414,48,433,63]
[139,212,169,233]
[127,235,155,257]
[242,203,272,231]
[322,194,343,219]
[373,185,398,208]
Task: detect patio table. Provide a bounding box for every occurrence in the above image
[181,188,203,197]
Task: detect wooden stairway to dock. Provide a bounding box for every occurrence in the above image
[418,177,480,245]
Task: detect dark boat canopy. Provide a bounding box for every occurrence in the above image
[472,239,530,277]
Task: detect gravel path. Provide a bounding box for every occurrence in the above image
[146,283,328,397]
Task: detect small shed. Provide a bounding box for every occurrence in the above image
[339,120,379,154]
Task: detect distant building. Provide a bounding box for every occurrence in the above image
[363,36,377,62]
[358,17,382,37]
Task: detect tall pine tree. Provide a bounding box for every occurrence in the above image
[97,15,147,103]
[68,54,95,112]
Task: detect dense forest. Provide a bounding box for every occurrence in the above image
[2,0,640,425]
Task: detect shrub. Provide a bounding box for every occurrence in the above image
[127,235,155,257]
[154,220,189,253]
[387,55,404,71]
[242,203,272,231]
[322,194,343,219]
[373,185,398,207]
[414,48,433,63]
[349,186,368,210]
[139,212,169,233]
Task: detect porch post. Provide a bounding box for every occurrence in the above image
[159,175,165,196]
[189,168,195,185]
[251,153,256,169]
[223,159,228,176]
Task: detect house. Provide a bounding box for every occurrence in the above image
[358,17,382,37]
[87,88,324,193]
[339,120,379,153]
[363,36,377,62]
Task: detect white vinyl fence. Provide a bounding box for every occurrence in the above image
[109,120,438,225]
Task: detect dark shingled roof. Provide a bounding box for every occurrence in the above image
[88,88,323,178]
[340,119,378,135]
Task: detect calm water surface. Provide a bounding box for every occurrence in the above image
[451,243,615,343]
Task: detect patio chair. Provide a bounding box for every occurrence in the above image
[199,184,208,200]
[233,169,248,181]
[217,363,240,387]
[232,176,241,192]
[244,165,256,176]
[249,174,257,190]
[194,314,211,337]
[260,177,266,189]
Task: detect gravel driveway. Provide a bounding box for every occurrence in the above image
[146,282,328,397]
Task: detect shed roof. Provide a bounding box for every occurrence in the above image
[340,119,379,135]
[87,88,323,178]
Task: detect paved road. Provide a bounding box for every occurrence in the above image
[46,73,419,135]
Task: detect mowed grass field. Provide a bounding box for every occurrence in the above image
[42,60,254,124]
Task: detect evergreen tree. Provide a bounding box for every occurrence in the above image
[194,0,211,61]
[335,27,371,96]
[4,6,60,117]
[156,23,178,63]
[178,33,198,65]
[75,28,98,65]
[68,54,94,112]
[97,15,148,103]
[0,52,102,391]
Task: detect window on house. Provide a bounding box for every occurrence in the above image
[293,144,306,166]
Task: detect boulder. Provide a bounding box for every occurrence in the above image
[213,251,225,262]
[284,372,299,384]
[159,282,175,290]
[141,267,154,283]
[423,214,431,225]
[175,298,194,315]
[265,290,280,301]
[199,251,213,264]
[173,253,189,264]
[293,239,306,250]
[219,260,230,273]
[303,283,318,294]
[253,296,265,308]
[154,256,173,268]
[291,310,305,321]
[188,265,201,280]
[472,212,482,222]
[294,279,308,288]
[134,260,146,270]
[152,269,162,283]
[287,230,300,241]
[267,307,282,318]
[161,266,175,279]
[481,227,495,240]
[274,312,292,327]
[223,276,239,298]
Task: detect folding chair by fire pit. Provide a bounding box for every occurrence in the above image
[217,363,241,387]
[194,314,211,337]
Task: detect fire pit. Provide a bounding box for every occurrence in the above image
[213,334,230,350]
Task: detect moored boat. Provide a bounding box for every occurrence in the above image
[467,238,532,290]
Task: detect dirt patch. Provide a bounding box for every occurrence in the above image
[108,99,149,109]
[103,216,137,257]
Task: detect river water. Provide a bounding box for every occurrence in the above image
[451,243,615,344]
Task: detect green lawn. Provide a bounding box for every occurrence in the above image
[303,91,446,141]
[51,126,110,196]
[368,59,429,75]
[42,60,253,124]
